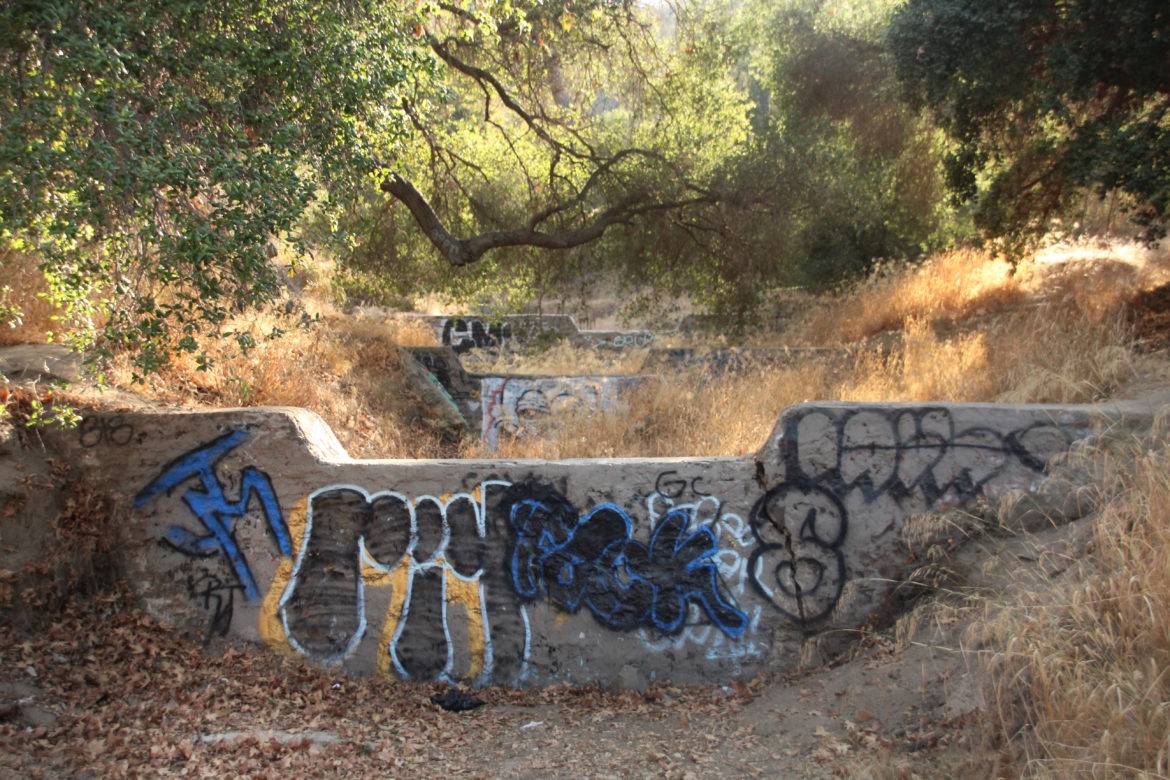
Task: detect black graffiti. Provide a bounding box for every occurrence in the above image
[748,407,1073,625]
[441,318,511,354]
[278,478,748,683]
[779,407,1071,507]
[747,481,847,626]
[186,568,246,641]
[652,470,712,501]
[78,415,135,447]
[278,484,530,682]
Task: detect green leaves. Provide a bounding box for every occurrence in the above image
[0,0,426,376]
[889,0,1170,245]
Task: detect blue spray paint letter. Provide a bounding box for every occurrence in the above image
[134,429,291,600]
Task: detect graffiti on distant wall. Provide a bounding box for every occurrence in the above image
[480,376,641,450]
[579,331,655,349]
[441,318,511,354]
[749,407,1073,625]
[134,428,292,601]
[263,478,745,685]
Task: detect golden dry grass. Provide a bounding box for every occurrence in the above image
[983,432,1170,777]
[791,242,1170,347]
[0,250,63,346]
[459,340,647,376]
[110,312,454,458]
[485,301,1141,458]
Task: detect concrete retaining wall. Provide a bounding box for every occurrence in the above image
[480,375,645,450]
[404,348,647,450]
[398,314,654,353]
[53,401,1141,688]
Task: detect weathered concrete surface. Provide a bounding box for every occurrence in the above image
[404,347,647,448]
[396,314,654,353]
[404,347,483,429]
[480,375,646,450]
[47,401,1146,689]
[0,344,80,384]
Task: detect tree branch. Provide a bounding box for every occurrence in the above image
[381,173,715,266]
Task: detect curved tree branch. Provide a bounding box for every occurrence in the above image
[381,173,715,266]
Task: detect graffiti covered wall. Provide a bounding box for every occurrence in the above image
[398,314,654,353]
[64,401,1135,688]
[479,375,645,451]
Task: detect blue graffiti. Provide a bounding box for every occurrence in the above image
[508,485,747,638]
[134,429,291,600]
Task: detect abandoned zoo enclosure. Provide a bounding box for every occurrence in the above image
[4,0,1170,771]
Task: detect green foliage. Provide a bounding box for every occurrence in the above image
[889,0,1170,245]
[0,0,426,376]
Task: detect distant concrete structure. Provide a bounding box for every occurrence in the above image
[404,347,647,450]
[480,374,645,450]
[44,400,1143,688]
[641,346,852,375]
[395,314,654,353]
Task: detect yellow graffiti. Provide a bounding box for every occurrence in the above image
[264,492,490,683]
[258,498,306,655]
[374,555,412,677]
[445,569,487,681]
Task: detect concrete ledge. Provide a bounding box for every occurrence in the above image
[50,400,1146,688]
[394,314,653,353]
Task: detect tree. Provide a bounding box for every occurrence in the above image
[3,0,719,373]
[888,0,1170,244]
[0,0,426,375]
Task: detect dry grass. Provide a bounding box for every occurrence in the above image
[0,250,63,346]
[460,340,647,376]
[486,300,1140,458]
[791,241,1170,347]
[983,432,1170,777]
[110,311,456,458]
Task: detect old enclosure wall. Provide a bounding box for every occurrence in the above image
[53,401,1139,688]
[399,314,654,353]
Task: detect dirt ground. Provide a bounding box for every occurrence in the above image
[0,515,1091,779]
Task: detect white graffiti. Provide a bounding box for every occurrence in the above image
[638,490,768,663]
[480,376,641,450]
[276,480,531,686]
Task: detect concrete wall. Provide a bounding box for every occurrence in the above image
[53,401,1140,688]
[480,375,645,450]
[397,314,654,353]
[404,348,647,449]
[405,347,483,429]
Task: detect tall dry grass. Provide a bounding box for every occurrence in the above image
[111,312,453,458]
[459,340,647,376]
[486,300,1140,458]
[791,242,1170,347]
[983,433,1170,777]
[0,250,63,346]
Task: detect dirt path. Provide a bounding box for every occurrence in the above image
[3,515,1092,778]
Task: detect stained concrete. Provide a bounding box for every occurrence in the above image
[479,374,645,450]
[42,400,1146,688]
[396,314,654,353]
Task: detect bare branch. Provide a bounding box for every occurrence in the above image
[382,174,715,267]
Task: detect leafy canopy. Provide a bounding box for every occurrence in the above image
[0,0,426,376]
[889,0,1170,244]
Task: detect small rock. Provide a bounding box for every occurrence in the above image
[430,688,485,713]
